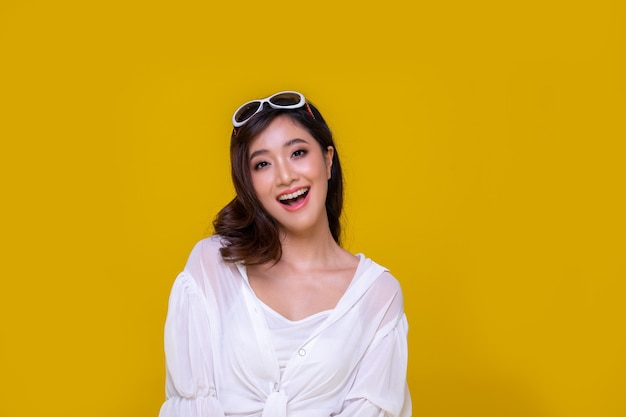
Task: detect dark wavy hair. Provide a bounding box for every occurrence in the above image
[213,100,344,265]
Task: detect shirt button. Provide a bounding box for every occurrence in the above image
[298,348,306,356]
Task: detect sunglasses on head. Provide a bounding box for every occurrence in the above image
[232,91,314,128]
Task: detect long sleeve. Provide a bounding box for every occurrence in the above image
[335,273,412,417]
[158,272,226,417]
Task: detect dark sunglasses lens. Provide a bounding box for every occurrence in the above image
[269,92,301,106]
[234,102,262,123]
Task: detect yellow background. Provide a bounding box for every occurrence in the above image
[1,1,624,416]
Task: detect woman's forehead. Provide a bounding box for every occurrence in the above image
[248,116,313,152]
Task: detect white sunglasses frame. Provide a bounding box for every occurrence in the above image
[232,91,306,128]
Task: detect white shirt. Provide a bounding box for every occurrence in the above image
[159,236,411,417]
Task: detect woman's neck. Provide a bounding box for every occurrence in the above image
[277,227,343,269]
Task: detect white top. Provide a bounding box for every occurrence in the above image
[261,304,330,378]
[159,236,411,417]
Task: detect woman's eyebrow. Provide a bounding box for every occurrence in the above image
[283,138,308,147]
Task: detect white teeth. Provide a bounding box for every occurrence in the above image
[278,188,309,201]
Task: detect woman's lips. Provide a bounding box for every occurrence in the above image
[277,187,310,211]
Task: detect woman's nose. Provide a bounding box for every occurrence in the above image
[275,161,296,185]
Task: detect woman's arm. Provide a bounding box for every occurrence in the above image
[158,272,226,417]
[335,272,412,417]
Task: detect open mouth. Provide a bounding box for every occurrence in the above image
[278,187,310,207]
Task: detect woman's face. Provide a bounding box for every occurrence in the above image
[247,115,333,237]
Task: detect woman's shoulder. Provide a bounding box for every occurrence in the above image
[358,255,404,298]
[185,235,226,266]
[182,235,236,281]
[194,234,225,251]
[175,235,243,302]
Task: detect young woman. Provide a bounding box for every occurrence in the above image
[159,91,411,417]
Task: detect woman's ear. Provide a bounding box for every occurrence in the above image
[325,146,334,180]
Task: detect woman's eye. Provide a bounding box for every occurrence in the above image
[253,161,269,170]
[292,149,307,158]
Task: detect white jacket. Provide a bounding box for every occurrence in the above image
[159,236,411,417]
